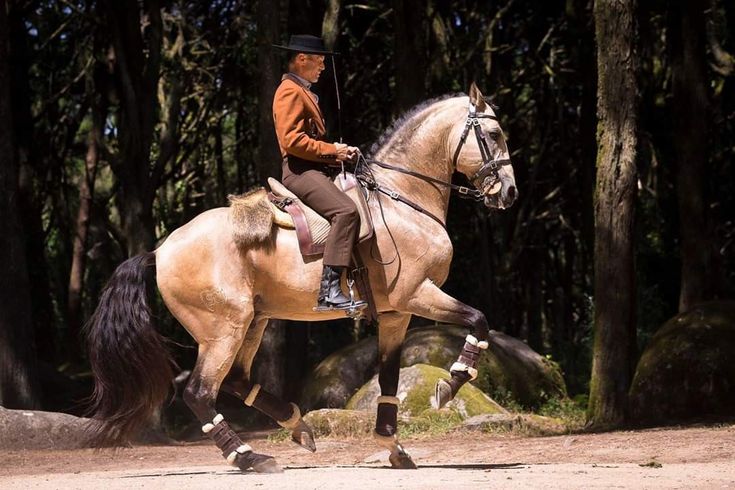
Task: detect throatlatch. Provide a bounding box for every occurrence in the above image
[435,334,489,409]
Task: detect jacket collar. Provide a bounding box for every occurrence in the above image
[282,73,324,120]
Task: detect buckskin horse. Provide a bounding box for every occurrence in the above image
[86,83,517,472]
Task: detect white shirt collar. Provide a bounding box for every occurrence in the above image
[289,72,312,89]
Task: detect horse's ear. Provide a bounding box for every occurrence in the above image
[468,82,487,111]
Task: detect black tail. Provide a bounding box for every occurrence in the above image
[85,252,174,446]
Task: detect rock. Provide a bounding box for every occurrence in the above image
[475,329,568,409]
[462,413,568,436]
[0,407,89,450]
[346,364,506,418]
[400,325,466,369]
[302,408,375,438]
[300,325,568,412]
[403,325,567,409]
[300,337,378,411]
[629,301,735,422]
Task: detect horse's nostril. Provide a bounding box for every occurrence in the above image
[507,186,517,201]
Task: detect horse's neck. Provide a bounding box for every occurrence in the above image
[372,101,461,221]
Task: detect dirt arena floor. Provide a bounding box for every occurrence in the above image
[1,424,733,489]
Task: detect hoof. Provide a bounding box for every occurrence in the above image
[291,420,317,453]
[389,444,417,470]
[434,378,453,409]
[234,451,283,474]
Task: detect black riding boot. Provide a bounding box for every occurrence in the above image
[317,265,365,309]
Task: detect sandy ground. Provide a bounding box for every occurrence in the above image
[1,425,733,489]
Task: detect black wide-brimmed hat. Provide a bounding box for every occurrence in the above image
[272,35,338,55]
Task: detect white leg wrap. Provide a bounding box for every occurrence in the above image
[450,362,478,380]
[244,384,261,407]
[226,444,253,465]
[373,430,397,448]
[466,334,489,350]
[377,395,400,405]
[278,402,302,430]
[202,413,225,433]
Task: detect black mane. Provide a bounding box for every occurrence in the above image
[368,93,465,157]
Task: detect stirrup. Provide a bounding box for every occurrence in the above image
[313,300,367,319]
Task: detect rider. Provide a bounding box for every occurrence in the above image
[272,34,365,311]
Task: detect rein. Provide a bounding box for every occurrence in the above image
[354,106,513,262]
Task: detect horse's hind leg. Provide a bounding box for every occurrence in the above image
[373,312,417,469]
[183,312,281,473]
[222,317,316,452]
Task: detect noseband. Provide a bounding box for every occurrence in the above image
[451,108,513,191]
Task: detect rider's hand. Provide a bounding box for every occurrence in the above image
[334,142,351,162]
[346,146,360,163]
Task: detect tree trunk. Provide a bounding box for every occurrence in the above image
[0,1,40,409]
[67,67,108,359]
[257,0,282,181]
[587,0,639,429]
[8,2,56,364]
[670,1,720,312]
[392,0,427,114]
[107,0,163,256]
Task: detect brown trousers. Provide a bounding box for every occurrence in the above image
[282,168,360,268]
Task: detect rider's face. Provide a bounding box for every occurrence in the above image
[297,54,325,84]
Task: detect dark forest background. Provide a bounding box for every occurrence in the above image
[1,0,733,428]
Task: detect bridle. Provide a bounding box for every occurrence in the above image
[358,105,513,229]
[451,106,513,193]
[355,105,512,264]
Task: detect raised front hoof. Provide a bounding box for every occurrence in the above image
[234,452,283,474]
[291,420,317,453]
[389,445,418,470]
[433,378,453,409]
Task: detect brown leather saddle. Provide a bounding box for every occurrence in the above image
[267,172,374,257]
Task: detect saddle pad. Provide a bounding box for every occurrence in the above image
[268,173,374,257]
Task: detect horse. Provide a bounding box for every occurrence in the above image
[86,82,517,472]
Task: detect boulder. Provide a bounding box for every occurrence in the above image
[346,364,506,418]
[300,325,567,412]
[403,325,567,409]
[300,337,378,411]
[629,301,735,422]
[302,408,375,438]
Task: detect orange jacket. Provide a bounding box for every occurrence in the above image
[272,74,338,165]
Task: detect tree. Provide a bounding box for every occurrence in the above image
[0,0,40,409]
[670,1,721,312]
[391,0,427,113]
[587,0,639,428]
[106,0,163,255]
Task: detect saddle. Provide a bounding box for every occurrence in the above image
[267,172,374,257]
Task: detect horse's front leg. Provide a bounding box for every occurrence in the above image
[374,311,417,469]
[407,280,490,408]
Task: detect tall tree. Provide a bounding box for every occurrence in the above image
[257,0,282,180]
[392,0,427,113]
[0,0,40,409]
[67,58,109,359]
[670,1,720,312]
[587,0,639,428]
[107,0,163,255]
